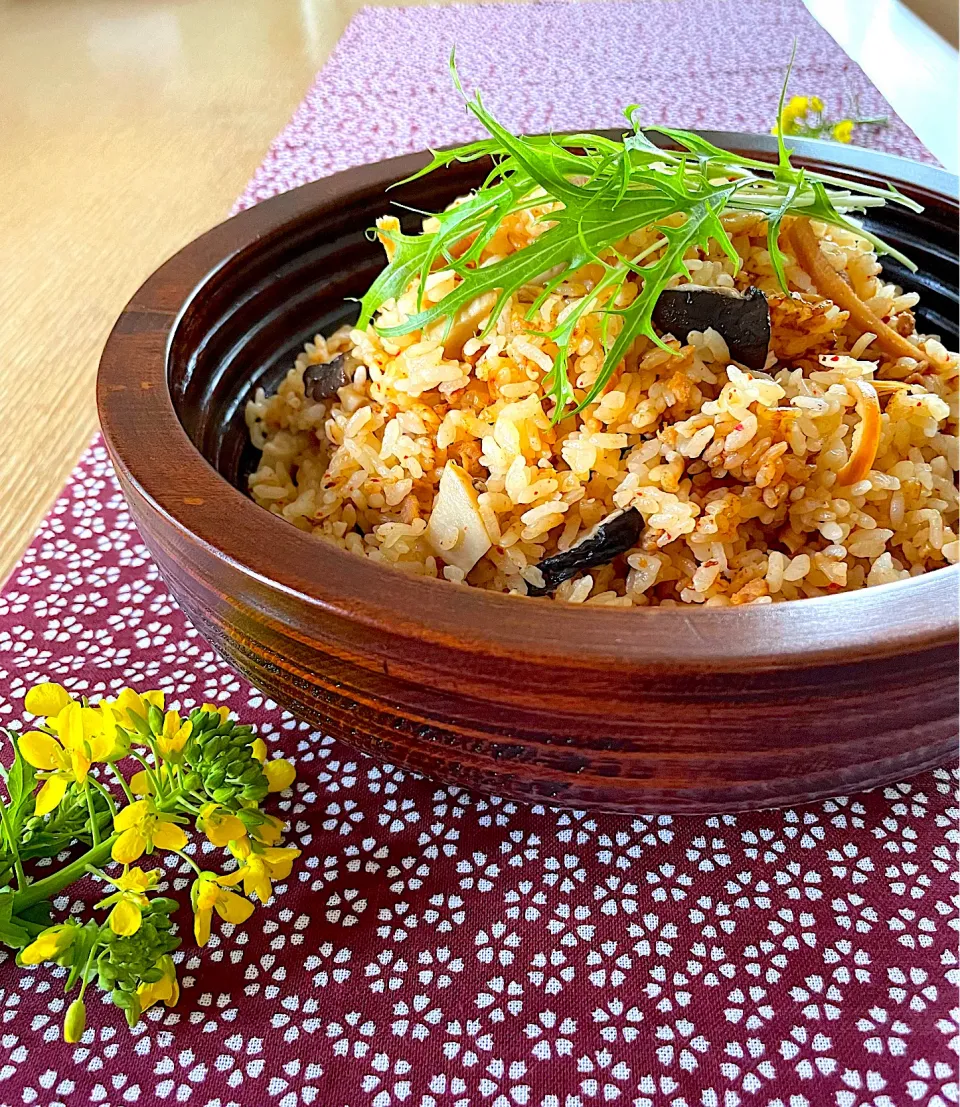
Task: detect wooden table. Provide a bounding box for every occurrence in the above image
[0,0,447,579]
[0,0,954,581]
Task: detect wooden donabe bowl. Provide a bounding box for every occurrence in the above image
[98,133,960,813]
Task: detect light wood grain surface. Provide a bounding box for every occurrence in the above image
[0,0,953,583]
[0,0,463,581]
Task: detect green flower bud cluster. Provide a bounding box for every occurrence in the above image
[95,897,180,1027]
[183,711,269,806]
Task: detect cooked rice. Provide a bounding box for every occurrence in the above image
[245,206,959,605]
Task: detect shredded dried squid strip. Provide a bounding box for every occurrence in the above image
[376,215,401,263]
[836,379,881,487]
[787,218,938,368]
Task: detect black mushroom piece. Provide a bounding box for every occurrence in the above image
[303,353,352,401]
[527,508,643,597]
[651,285,771,371]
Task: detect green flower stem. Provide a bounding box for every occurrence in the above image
[13,837,117,912]
[76,931,101,1000]
[12,788,188,913]
[171,848,203,877]
[84,784,100,848]
[108,764,135,806]
[88,779,118,819]
[18,916,49,938]
[144,736,164,775]
[0,801,27,891]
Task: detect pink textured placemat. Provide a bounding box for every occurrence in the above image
[1,4,956,1106]
[238,0,935,210]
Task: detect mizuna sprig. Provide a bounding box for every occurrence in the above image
[359,54,919,419]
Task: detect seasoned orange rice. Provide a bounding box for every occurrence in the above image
[245,206,958,606]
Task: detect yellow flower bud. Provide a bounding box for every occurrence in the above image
[63,998,86,1043]
[137,956,179,1012]
[157,711,192,761]
[19,924,75,965]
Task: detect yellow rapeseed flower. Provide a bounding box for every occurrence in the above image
[98,701,131,760]
[19,924,76,965]
[23,682,72,720]
[773,94,810,136]
[250,739,296,793]
[95,867,162,936]
[219,845,301,904]
[157,710,192,761]
[772,94,831,138]
[137,956,179,1012]
[191,872,255,946]
[20,702,114,815]
[197,802,247,848]
[201,702,230,724]
[832,119,854,144]
[111,799,188,864]
[249,814,285,847]
[109,688,164,731]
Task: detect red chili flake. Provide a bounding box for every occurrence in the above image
[734,422,744,432]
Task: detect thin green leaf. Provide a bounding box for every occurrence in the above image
[2,731,36,843]
[767,168,806,291]
[774,40,799,174]
[0,890,31,949]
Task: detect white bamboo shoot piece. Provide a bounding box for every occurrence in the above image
[425,461,492,573]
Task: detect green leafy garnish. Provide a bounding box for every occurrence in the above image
[358,53,920,419]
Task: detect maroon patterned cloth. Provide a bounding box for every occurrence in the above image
[1,3,956,1105]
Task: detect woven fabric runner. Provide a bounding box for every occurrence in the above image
[1,3,956,1105]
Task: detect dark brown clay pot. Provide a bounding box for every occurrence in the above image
[98,133,959,813]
